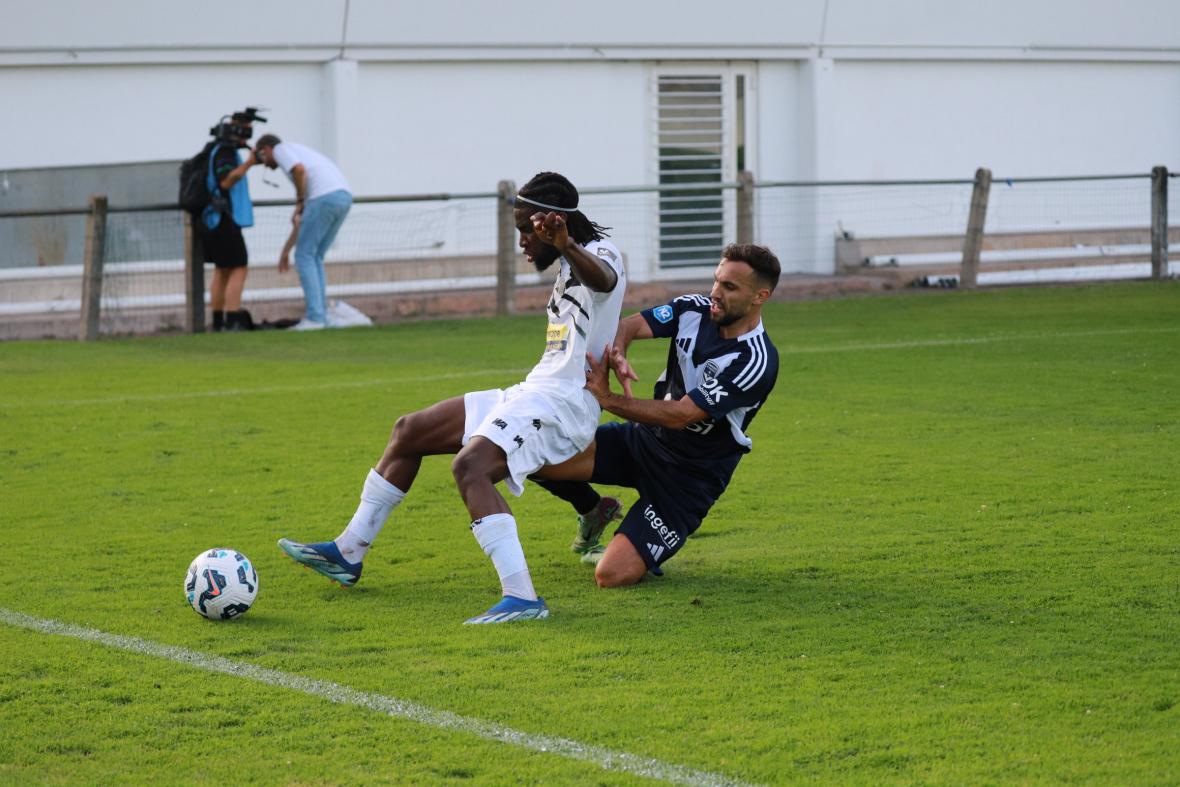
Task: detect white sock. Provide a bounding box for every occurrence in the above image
[334,469,406,563]
[470,513,537,601]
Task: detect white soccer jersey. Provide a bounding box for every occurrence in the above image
[463,239,625,488]
[525,239,626,387]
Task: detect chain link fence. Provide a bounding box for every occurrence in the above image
[1,169,1174,341]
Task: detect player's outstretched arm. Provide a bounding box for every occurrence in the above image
[531,211,618,292]
[607,314,652,398]
[585,349,707,429]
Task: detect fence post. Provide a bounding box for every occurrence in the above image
[960,167,992,289]
[736,170,755,244]
[496,179,517,317]
[79,194,108,341]
[183,212,206,333]
[1151,165,1169,281]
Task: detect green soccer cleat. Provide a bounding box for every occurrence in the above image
[579,544,606,565]
[571,496,622,554]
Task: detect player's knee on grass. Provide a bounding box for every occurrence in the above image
[594,536,647,588]
[594,563,641,587]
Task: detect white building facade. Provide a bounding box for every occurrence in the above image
[2,0,1179,275]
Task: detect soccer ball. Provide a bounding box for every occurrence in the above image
[185,548,258,620]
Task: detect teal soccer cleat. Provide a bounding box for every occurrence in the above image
[463,595,550,624]
[277,538,363,587]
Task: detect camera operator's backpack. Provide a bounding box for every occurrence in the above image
[178,141,218,214]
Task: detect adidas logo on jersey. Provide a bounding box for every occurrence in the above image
[647,543,665,562]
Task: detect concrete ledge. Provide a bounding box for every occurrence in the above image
[0,273,899,341]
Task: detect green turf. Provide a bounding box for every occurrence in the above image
[1,282,1178,784]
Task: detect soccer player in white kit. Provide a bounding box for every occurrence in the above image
[279,172,626,623]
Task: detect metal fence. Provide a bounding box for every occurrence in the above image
[0,169,1174,341]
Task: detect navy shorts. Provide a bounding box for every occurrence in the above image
[590,422,739,569]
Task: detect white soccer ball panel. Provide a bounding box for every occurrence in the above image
[184,548,258,620]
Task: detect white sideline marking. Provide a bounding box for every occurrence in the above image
[0,607,755,787]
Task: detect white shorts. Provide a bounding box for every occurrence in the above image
[463,383,597,496]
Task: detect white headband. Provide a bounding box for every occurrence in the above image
[514,193,578,212]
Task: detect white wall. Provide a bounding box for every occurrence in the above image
[4,0,1179,186]
[7,0,1176,59]
[349,61,648,195]
[0,63,323,167]
[3,0,1180,276]
[822,0,1180,51]
[830,60,1180,179]
[753,62,805,182]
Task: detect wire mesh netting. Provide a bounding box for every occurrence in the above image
[97,209,188,335]
[753,182,977,274]
[1,173,1174,341]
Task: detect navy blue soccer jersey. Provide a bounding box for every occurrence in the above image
[639,294,778,460]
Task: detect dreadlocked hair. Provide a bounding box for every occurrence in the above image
[518,171,610,244]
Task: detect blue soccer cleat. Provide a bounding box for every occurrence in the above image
[463,595,550,624]
[277,538,363,587]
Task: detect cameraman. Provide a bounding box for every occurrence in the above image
[201,109,260,332]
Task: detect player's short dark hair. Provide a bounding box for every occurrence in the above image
[722,243,781,292]
[254,133,282,149]
[518,172,610,245]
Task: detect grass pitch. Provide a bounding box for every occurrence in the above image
[1,282,1178,784]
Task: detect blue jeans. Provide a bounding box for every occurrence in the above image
[295,189,351,324]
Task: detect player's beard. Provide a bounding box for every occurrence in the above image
[714,313,741,327]
[531,249,560,273]
[711,301,745,327]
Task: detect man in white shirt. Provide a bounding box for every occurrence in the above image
[254,134,352,330]
[278,172,627,623]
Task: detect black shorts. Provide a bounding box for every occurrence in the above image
[589,421,740,569]
[200,219,248,269]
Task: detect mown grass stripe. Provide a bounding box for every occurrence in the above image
[4,325,1175,411]
[778,326,1178,355]
[0,368,534,409]
[0,607,756,787]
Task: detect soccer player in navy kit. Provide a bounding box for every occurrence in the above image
[534,243,780,588]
